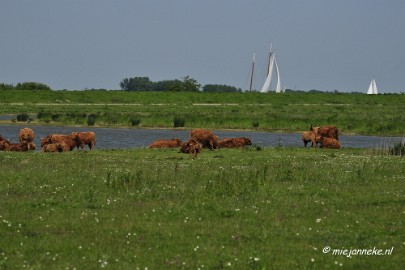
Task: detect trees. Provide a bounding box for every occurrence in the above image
[119,77,152,91]
[202,84,242,92]
[15,82,51,90]
[119,76,200,92]
[0,82,51,90]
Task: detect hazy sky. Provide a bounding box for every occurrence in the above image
[1,0,404,93]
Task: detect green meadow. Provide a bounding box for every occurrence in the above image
[1,90,405,135]
[0,148,404,269]
[1,90,404,269]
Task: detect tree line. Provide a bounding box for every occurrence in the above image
[119,76,242,92]
[0,77,242,92]
[0,82,51,91]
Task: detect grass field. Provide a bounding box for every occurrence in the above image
[1,90,405,135]
[0,147,404,269]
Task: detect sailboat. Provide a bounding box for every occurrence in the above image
[367,79,378,94]
[261,45,282,93]
[249,51,256,92]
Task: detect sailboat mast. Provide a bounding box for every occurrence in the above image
[249,51,256,92]
[266,44,273,76]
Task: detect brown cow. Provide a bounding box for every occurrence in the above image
[319,137,341,149]
[42,134,79,151]
[218,137,252,148]
[42,143,65,152]
[180,139,202,158]
[301,131,313,147]
[18,128,35,143]
[310,125,339,147]
[40,135,52,147]
[0,134,10,143]
[0,141,7,151]
[149,138,182,148]
[190,129,219,150]
[1,141,32,151]
[72,131,96,150]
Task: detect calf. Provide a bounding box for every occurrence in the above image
[180,139,202,158]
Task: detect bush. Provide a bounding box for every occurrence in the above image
[173,117,185,128]
[87,114,98,126]
[37,111,52,120]
[51,114,61,122]
[252,121,260,128]
[389,141,405,156]
[130,118,141,126]
[16,113,29,122]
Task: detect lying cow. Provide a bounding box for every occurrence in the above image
[218,137,252,148]
[149,138,182,148]
[42,143,65,152]
[72,131,96,150]
[41,133,79,151]
[1,141,33,151]
[180,139,202,158]
[310,125,339,147]
[18,127,35,143]
[0,134,10,144]
[319,137,341,149]
[190,128,219,150]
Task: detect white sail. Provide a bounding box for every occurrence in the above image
[260,45,282,93]
[249,51,256,91]
[367,79,378,94]
[260,51,275,93]
[274,58,282,93]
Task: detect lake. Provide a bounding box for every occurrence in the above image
[0,125,403,150]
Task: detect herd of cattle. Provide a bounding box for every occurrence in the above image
[0,125,340,157]
[0,127,96,152]
[149,128,253,158]
[149,125,340,158]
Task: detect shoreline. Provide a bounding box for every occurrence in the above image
[0,121,403,138]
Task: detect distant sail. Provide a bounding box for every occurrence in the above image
[367,79,378,94]
[274,59,282,93]
[249,51,256,91]
[260,46,281,93]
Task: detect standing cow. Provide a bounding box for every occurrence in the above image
[301,131,313,147]
[72,132,96,150]
[190,129,219,150]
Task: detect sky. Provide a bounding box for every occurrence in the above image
[1,0,404,93]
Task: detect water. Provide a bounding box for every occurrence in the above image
[0,125,403,150]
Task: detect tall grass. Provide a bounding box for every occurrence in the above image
[0,148,404,269]
[1,91,405,135]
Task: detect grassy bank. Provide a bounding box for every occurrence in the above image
[0,147,404,269]
[1,90,405,135]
